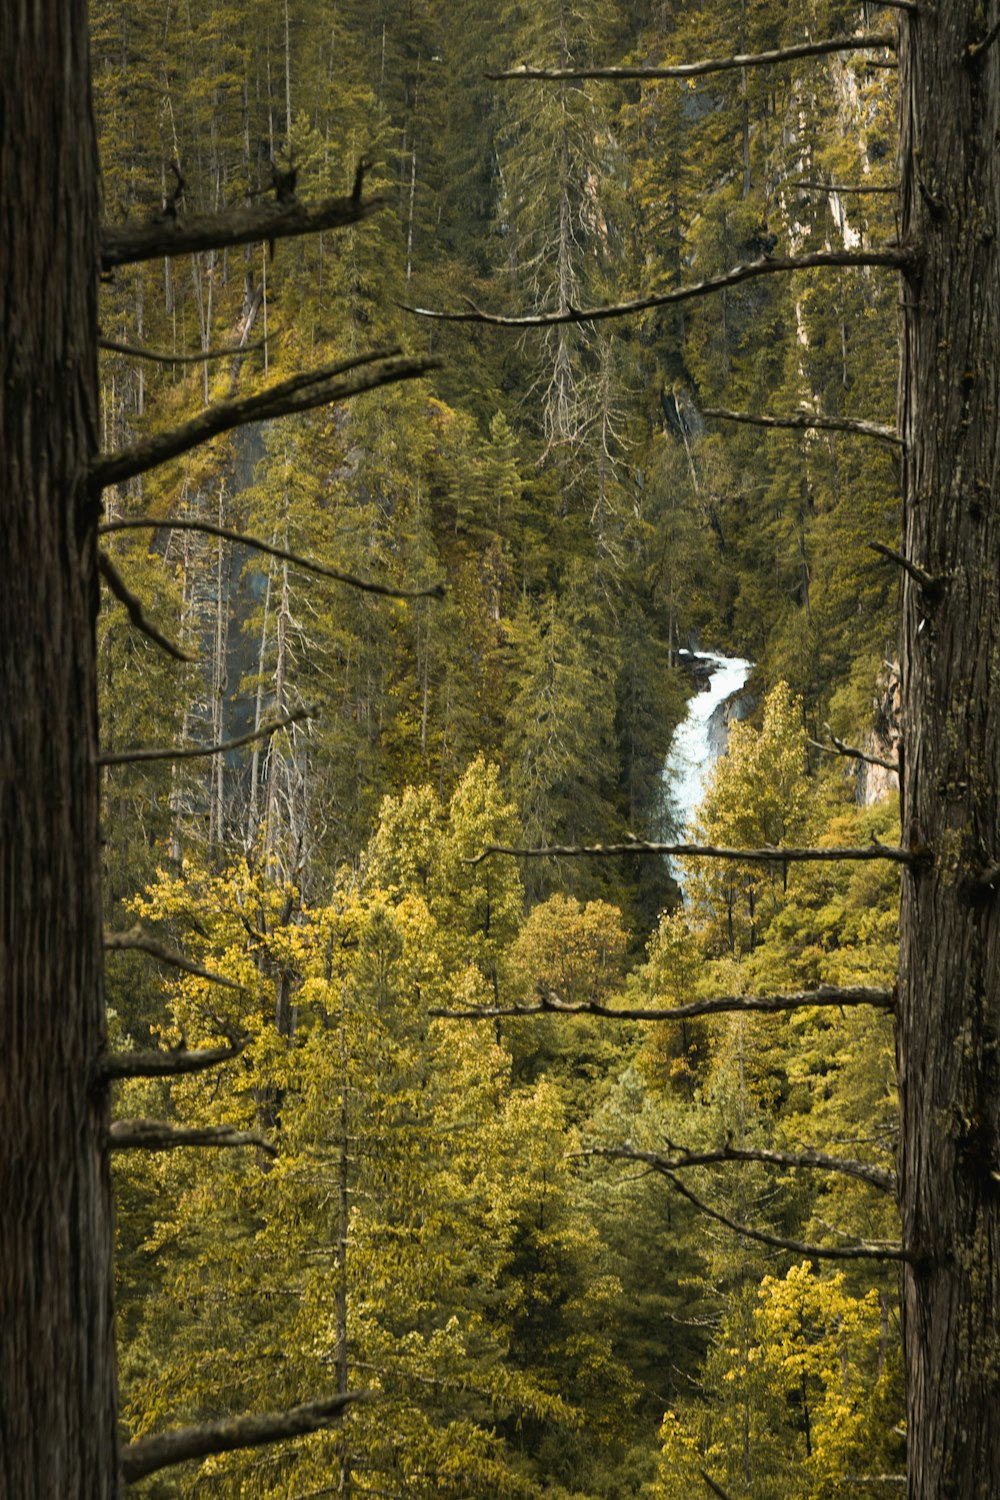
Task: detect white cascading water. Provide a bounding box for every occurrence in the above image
[664,652,754,836]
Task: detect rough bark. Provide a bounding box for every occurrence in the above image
[897,5,1000,1496]
[0,0,118,1493]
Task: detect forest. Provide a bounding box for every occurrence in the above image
[4,0,999,1496]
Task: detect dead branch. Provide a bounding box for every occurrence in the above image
[703,405,901,445]
[402,249,910,328]
[99,517,446,601]
[429,982,895,1022]
[99,1039,248,1081]
[97,551,193,662]
[99,336,266,365]
[91,351,442,489]
[792,179,899,193]
[121,1392,365,1482]
[467,839,917,866]
[487,34,895,82]
[657,1169,909,1262]
[868,540,943,595]
[583,1141,895,1194]
[98,707,313,767]
[968,16,1000,60]
[808,734,899,773]
[101,189,382,271]
[104,926,244,990]
[109,1121,277,1155]
[700,1472,737,1500]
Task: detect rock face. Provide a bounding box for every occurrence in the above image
[857,661,901,806]
[706,685,756,760]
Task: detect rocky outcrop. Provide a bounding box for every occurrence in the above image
[857,661,901,806]
[707,685,756,759]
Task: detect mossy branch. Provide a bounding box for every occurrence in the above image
[99,1039,248,1081]
[97,551,193,663]
[430,982,895,1022]
[109,1121,277,1155]
[101,189,382,270]
[402,249,910,329]
[121,1393,365,1482]
[104,926,244,990]
[487,34,896,82]
[658,1169,909,1262]
[98,708,313,767]
[91,351,442,489]
[584,1141,895,1194]
[100,517,446,601]
[467,839,918,866]
[703,406,901,445]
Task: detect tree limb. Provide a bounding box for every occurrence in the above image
[656,1169,909,1262]
[700,1472,737,1500]
[98,707,313,767]
[967,16,1000,60]
[791,179,899,193]
[99,517,446,601]
[101,189,383,271]
[97,551,194,662]
[487,34,896,82]
[868,540,943,595]
[808,734,899,773]
[109,1121,278,1155]
[583,1141,896,1194]
[467,839,918,866]
[99,335,267,365]
[99,1039,248,1081]
[121,1393,365,1482]
[91,351,442,489]
[430,982,894,1023]
[104,926,244,990]
[703,406,901,446]
[402,249,910,328]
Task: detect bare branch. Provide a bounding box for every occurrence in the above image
[467,839,917,866]
[583,1141,896,1194]
[868,540,943,595]
[100,517,446,601]
[430,982,895,1023]
[99,335,266,365]
[98,707,313,767]
[104,926,244,990]
[700,1472,738,1500]
[487,34,895,83]
[403,249,909,329]
[656,1169,909,1262]
[99,1039,248,1081]
[101,190,382,271]
[109,1120,277,1155]
[703,405,901,446]
[791,178,899,193]
[91,351,442,489]
[97,551,193,662]
[967,16,1000,60]
[808,734,899,773]
[121,1393,365,1482]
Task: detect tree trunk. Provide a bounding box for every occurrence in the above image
[0,0,119,1493]
[897,4,1000,1496]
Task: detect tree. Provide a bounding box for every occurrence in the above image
[6,6,1000,1500]
[414,8,1000,1498]
[1,0,431,1493]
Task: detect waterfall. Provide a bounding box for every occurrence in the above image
[664,652,753,835]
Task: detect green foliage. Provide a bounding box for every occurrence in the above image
[96,2,909,1494]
